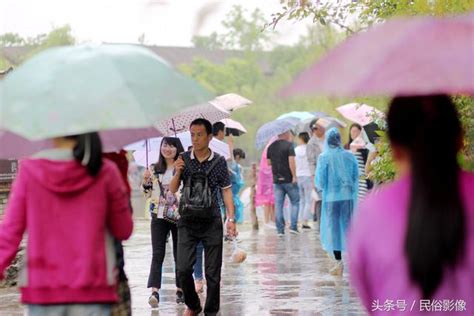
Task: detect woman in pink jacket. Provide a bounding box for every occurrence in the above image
[0,132,134,315]
[348,95,473,315]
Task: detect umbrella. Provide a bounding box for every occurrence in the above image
[154,101,230,136]
[277,111,315,121]
[281,13,474,97]
[336,103,385,126]
[210,93,252,112]
[0,127,163,159]
[221,118,247,137]
[255,117,299,149]
[0,44,212,140]
[127,132,230,167]
[296,115,345,134]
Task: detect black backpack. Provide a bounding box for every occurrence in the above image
[178,154,223,221]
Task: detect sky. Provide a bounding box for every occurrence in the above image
[0,0,312,47]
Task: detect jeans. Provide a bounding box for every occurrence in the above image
[177,218,223,315]
[27,304,111,316]
[193,241,204,280]
[274,183,300,234]
[297,176,313,222]
[147,216,179,289]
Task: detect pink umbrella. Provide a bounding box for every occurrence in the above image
[336,103,384,126]
[0,128,163,159]
[281,13,474,97]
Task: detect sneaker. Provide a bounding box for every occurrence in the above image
[277,232,284,237]
[302,224,311,230]
[195,279,204,293]
[290,229,300,235]
[176,290,185,304]
[148,291,159,308]
[329,261,344,276]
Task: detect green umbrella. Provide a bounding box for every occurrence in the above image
[0,44,213,140]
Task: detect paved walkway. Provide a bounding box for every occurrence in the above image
[0,219,366,315]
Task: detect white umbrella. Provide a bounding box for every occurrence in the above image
[209,93,252,112]
[127,131,230,167]
[155,101,230,135]
[221,118,247,136]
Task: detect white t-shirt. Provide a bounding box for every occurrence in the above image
[295,145,312,177]
[150,168,174,218]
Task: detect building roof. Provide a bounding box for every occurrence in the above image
[0,44,272,74]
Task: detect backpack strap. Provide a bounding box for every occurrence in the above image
[206,154,223,176]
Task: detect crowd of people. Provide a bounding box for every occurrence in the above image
[0,96,472,316]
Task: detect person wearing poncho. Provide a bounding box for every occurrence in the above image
[315,128,358,276]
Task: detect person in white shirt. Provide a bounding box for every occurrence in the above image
[295,132,313,229]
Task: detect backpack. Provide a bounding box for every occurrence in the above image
[178,154,223,221]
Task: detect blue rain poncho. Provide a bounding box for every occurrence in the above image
[230,161,245,224]
[315,128,359,252]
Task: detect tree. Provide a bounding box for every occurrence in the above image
[191,33,223,50]
[0,33,25,47]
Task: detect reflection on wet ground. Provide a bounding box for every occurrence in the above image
[0,219,366,315]
[126,219,366,315]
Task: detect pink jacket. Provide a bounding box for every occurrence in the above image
[348,171,474,315]
[0,154,133,304]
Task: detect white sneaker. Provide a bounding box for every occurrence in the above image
[290,229,300,235]
[329,261,344,276]
[277,232,284,237]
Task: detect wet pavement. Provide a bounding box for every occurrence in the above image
[0,218,366,315]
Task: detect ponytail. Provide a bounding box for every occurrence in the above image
[67,132,103,176]
[387,95,465,298]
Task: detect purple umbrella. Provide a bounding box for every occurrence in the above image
[255,117,299,149]
[281,13,474,97]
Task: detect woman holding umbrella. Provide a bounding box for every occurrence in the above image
[142,137,185,307]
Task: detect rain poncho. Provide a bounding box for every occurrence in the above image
[315,128,359,252]
[230,161,245,224]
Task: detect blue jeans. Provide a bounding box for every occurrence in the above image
[193,241,204,280]
[274,183,300,234]
[298,176,313,222]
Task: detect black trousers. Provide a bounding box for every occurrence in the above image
[147,216,179,289]
[177,218,223,315]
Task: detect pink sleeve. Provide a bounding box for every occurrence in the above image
[0,165,27,279]
[348,203,373,312]
[106,163,133,241]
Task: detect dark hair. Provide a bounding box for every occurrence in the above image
[190,118,212,135]
[154,137,184,174]
[344,123,363,149]
[298,132,310,144]
[66,132,103,176]
[233,148,246,160]
[212,121,225,136]
[387,95,465,299]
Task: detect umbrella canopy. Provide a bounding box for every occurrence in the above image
[0,44,212,140]
[336,103,385,126]
[281,13,474,97]
[296,115,345,134]
[127,132,230,167]
[154,101,230,135]
[221,118,247,137]
[277,111,315,121]
[0,127,163,159]
[255,117,299,149]
[210,93,252,112]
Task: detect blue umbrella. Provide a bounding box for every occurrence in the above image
[255,117,299,149]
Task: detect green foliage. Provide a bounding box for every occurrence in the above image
[367,131,396,184]
[454,96,474,171]
[268,0,474,31]
[0,25,75,65]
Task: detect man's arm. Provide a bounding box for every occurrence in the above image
[289,156,297,183]
[222,187,235,219]
[169,156,184,193]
